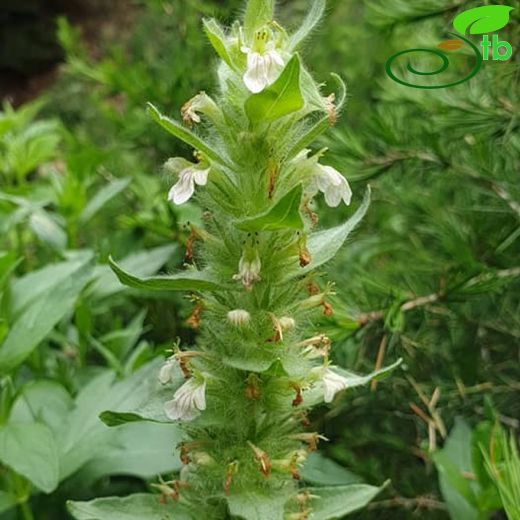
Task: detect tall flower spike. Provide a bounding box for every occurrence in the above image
[164,376,207,421]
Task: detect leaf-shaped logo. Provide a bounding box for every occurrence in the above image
[453,5,514,35]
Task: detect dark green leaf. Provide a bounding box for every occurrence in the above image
[203,19,236,70]
[109,256,224,292]
[245,55,304,124]
[301,452,363,486]
[235,184,304,232]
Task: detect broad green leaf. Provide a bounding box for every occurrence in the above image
[0,422,59,493]
[235,184,304,232]
[245,55,304,124]
[0,254,94,374]
[68,494,192,520]
[109,256,224,292]
[99,364,182,426]
[227,487,291,520]
[147,103,230,167]
[301,452,362,486]
[288,0,326,51]
[453,5,514,35]
[203,19,236,70]
[244,0,275,41]
[28,210,67,251]
[78,422,182,482]
[88,245,177,299]
[79,177,131,224]
[433,418,480,520]
[307,483,388,519]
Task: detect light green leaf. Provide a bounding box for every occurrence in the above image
[287,73,347,160]
[88,245,177,299]
[307,483,388,519]
[0,491,17,514]
[244,0,275,41]
[147,103,230,167]
[79,177,131,224]
[284,187,370,280]
[288,0,326,51]
[433,418,480,520]
[301,452,362,486]
[68,494,192,520]
[28,210,67,251]
[227,488,291,520]
[453,5,514,35]
[109,256,224,292]
[333,358,403,390]
[245,55,304,124]
[235,184,304,232]
[0,422,59,493]
[203,19,236,70]
[78,422,182,482]
[0,254,94,374]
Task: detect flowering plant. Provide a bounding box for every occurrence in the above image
[69,1,400,518]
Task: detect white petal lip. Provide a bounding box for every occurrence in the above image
[158,359,175,384]
[168,167,210,205]
[164,378,207,421]
[243,49,284,93]
[322,368,349,403]
[316,165,352,208]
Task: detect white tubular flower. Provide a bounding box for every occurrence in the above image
[312,164,352,208]
[164,377,206,422]
[181,92,220,125]
[165,158,210,205]
[241,31,284,93]
[227,309,251,327]
[158,357,176,384]
[321,368,350,403]
[233,247,262,291]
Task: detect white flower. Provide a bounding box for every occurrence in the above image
[181,92,219,125]
[233,248,262,291]
[158,357,176,384]
[312,164,352,207]
[321,368,350,403]
[241,33,285,93]
[166,158,210,205]
[227,309,251,327]
[164,377,206,421]
[279,316,296,331]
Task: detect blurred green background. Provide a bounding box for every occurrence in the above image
[0,0,518,519]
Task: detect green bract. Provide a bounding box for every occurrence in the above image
[70,1,401,518]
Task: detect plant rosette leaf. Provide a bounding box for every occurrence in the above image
[245,55,305,125]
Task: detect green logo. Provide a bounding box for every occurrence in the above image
[385,5,514,89]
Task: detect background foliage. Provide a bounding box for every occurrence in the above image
[0,0,518,518]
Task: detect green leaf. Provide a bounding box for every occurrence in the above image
[68,494,192,520]
[0,254,94,374]
[79,177,131,224]
[28,210,67,251]
[0,422,59,493]
[244,0,275,41]
[433,418,480,520]
[287,73,347,160]
[147,103,230,167]
[307,483,388,519]
[245,55,304,125]
[301,452,362,486]
[235,184,304,232]
[453,5,514,35]
[88,245,177,299]
[78,422,182,482]
[108,256,224,292]
[0,491,17,514]
[203,19,236,70]
[227,488,291,520]
[283,187,370,280]
[333,358,403,389]
[288,0,326,51]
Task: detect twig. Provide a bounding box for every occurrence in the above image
[371,335,388,392]
[368,496,447,511]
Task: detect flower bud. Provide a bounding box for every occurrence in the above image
[227,309,251,327]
